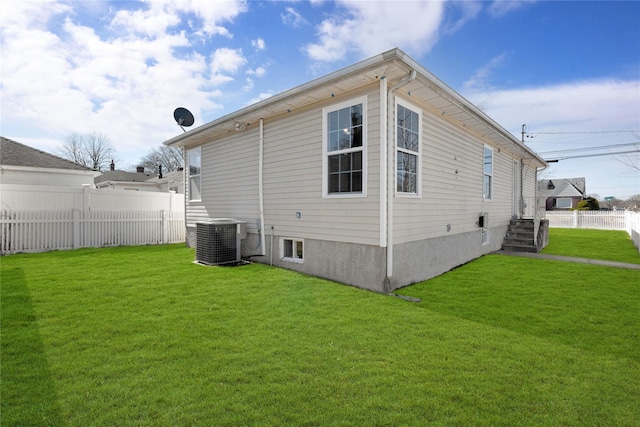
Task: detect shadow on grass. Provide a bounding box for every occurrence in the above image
[400,255,640,362]
[1,266,63,426]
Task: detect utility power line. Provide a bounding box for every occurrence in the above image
[545,149,640,162]
[526,129,640,138]
[538,142,640,155]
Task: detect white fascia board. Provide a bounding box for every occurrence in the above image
[163,50,397,149]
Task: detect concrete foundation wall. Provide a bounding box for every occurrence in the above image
[187,224,508,293]
[242,233,388,292]
[391,225,507,290]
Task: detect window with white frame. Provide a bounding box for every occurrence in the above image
[556,198,573,209]
[483,145,493,200]
[188,147,201,201]
[281,238,303,263]
[323,97,366,196]
[396,102,421,195]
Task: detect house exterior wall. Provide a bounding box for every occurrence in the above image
[393,93,520,245]
[185,83,540,292]
[262,85,382,246]
[185,84,383,248]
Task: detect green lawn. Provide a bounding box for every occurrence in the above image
[542,228,640,264]
[2,237,639,426]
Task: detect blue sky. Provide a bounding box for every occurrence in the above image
[1,0,639,199]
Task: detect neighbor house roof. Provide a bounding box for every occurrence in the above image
[164,48,546,168]
[0,136,94,171]
[538,178,586,198]
[94,170,153,185]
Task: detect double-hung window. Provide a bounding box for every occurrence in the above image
[396,101,421,195]
[323,97,366,196]
[188,147,202,201]
[483,145,493,200]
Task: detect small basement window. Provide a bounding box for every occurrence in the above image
[281,238,303,263]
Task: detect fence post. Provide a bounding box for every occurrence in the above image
[161,210,167,244]
[72,209,80,248]
[572,210,578,228]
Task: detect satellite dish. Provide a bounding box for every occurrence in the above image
[174,107,194,133]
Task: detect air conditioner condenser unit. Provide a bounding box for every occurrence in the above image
[195,218,246,266]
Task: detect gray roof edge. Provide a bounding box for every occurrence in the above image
[1,136,96,171]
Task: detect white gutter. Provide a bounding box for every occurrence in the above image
[258,118,266,256]
[385,69,416,287]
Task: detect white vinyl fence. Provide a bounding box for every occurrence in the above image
[545,210,640,251]
[0,210,185,255]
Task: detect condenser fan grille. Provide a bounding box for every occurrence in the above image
[196,220,243,265]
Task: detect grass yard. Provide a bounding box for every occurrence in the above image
[542,228,640,264]
[2,235,639,426]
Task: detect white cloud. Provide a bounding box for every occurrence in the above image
[246,92,275,106]
[109,0,248,37]
[304,1,445,62]
[210,48,247,74]
[0,0,248,161]
[247,67,266,77]
[252,37,266,50]
[466,78,640,199]
[243,78,255,91]
[281,7,308,28]
[467,79,640,134]
[443,1,482,35]
[463,53,509,91]
[488,0,536,18]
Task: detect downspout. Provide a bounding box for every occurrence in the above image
[258,118,266,256]
[182,146,188,247]
[385,69,417,290]
[380,77,388,248]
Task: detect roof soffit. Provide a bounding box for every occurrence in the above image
[164,49,545,167]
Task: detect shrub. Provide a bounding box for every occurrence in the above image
[574,197,600,211]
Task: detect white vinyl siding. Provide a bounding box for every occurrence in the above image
[393,94,525,245]
[262,87,380,245]
[186,86,382,247]
[185,129,260,229]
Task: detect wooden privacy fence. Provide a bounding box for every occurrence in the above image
[0,210,185,255]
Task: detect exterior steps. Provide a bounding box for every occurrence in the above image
[502,219,539,253]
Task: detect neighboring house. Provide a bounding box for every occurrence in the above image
[0,136,98,187]
[165,48,547,292]
[95,162,184,193]
[145,170,185,194]
[538,178,586,210]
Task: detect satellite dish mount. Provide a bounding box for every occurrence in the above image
[173,107,195,133]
